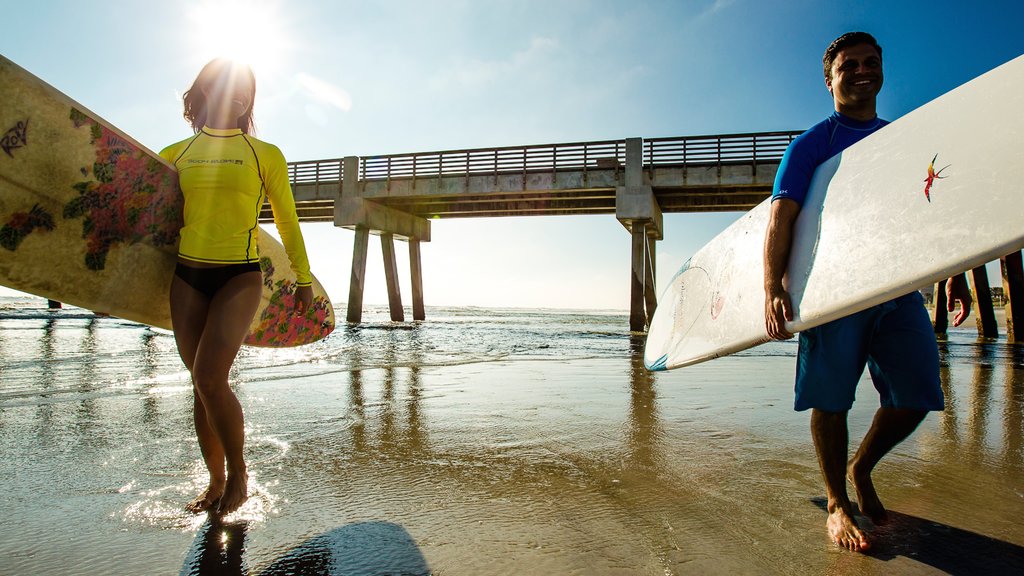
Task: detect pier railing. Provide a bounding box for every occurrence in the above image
[285,131,801,188]
[643,131,797,167]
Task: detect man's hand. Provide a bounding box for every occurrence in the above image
[765,288,795,340]
[946,274,972,327]
[294,285,314,315]
[763,198,800,341]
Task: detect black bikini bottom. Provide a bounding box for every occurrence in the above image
[174,262,262,299]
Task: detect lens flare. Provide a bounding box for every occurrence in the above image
[187,0,292,75]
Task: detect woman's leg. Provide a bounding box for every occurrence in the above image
[190,270,263,514]
[169,275,223,512]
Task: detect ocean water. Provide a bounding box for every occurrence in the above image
[0,296,1022,575]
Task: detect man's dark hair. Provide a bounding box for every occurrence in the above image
[823,32,882,82]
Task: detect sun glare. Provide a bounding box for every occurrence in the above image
[187,0,291,75]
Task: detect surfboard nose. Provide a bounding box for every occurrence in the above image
[643,296,676,371]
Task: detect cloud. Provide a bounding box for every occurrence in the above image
[296,72,353,112]
[698,0,738,19]
[428,36,560,90]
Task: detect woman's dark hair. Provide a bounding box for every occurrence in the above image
[823,32,882,82]
[182,58,257,134]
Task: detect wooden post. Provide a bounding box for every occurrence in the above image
[644,234,657,326]
[1003,250,1024,343]
[970,265,999,338]
[381,233,405,321]
[346,225,369,323]
[630,224,647,332]
[933,280,948,334]
[410,238,425,321]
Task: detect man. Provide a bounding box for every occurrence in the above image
[763,32,972,552]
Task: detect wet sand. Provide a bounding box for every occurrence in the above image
[1,319,1022,574]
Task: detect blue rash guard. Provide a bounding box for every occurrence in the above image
[771,111,943,414]
[772,111,888,207]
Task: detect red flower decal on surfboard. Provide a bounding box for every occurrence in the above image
[64,108,182,270]
[923,153,950,202]
[0,203,55,251]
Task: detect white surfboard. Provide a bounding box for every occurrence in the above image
[645,54,1024,371]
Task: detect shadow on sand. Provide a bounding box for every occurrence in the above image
[180,518,431,576]
[812,497,1024,574]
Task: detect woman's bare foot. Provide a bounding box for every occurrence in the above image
[214,469,248,515]
[827,506,871,552]
[186,482,225,514]
[848,462,889,525]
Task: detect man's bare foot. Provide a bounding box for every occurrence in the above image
[827,506,871,552]
[848,463,889,525]
[214,470,248,515]
[186,482,224,514]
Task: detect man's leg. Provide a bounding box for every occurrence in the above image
[811,408,870,552]
[856,293,941,524]
[848,407,927,524]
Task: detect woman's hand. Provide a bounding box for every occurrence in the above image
[294,285,313,315]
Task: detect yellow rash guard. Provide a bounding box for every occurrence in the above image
[159,127,311,286]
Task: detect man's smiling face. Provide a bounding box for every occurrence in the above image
[827,43,884,111]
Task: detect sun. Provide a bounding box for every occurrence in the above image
[187,0,292,75]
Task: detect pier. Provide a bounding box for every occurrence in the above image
[260,132,1023,339]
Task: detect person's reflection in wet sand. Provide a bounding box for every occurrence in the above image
[180,518,248,576]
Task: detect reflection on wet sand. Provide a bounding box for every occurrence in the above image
[937,339,1024,467]
[181,518,430,576]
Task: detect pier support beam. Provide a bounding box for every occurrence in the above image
[347,225,370,323]
[617,138,663,332]
[933,279,948,335]
[410,239,425,321]
[381,233,404,322]
[628,224,659,332]
[336,155,430,324]
[644,238,657,327]
[970,265,999,338]
[1003,250,1023,343]
[630,226,647,332]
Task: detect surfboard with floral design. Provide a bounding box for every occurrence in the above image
[0,54,334,347]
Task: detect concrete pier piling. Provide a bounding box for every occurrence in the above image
[381,233,404,322]
[346,225,369,324]
[1003,250,1023,343]
[410,239,425,321]
[970,265,999,338]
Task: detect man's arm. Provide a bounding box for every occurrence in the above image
[764,198,801,339]
[945,273,973,327]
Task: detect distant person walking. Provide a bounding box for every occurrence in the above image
[161,59,313,515]
[763,32,972,551]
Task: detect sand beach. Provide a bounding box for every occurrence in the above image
[0,301,1021,575]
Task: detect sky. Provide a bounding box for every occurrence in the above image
[1,0,1021,310]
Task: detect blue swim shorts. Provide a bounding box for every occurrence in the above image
[794,291,943,413]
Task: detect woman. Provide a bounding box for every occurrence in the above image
[160,59,313,514]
